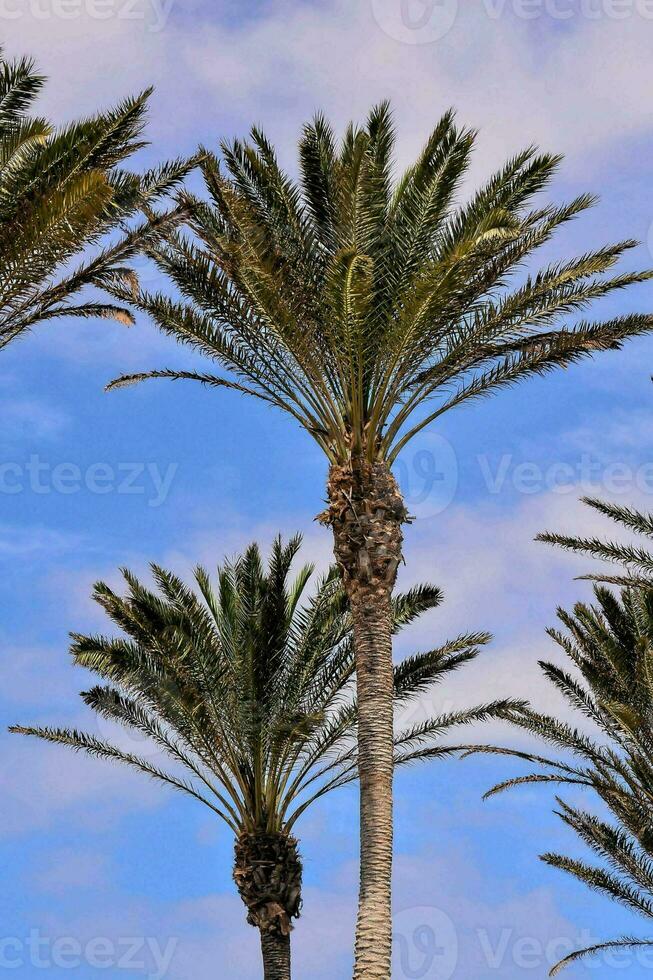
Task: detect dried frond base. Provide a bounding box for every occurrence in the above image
[319,459,409,595]
[233,832,303,937]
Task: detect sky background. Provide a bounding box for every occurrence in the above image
[4,1,653,977]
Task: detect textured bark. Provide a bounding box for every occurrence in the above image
[233,831,303,938]
[320,458,408,980]
[260,930,291,980]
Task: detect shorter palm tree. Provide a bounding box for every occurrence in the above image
[0,49,196,350]
[11,537,516,980]
[475,582,653,975]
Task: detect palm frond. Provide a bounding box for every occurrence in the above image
[484,518,653,971]
[104,104,652,465]
[550,937,653,977]
[0,50,197,350]
[12,538,495,839]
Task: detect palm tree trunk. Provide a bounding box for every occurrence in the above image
[322,458,408,980]
[260,930,291,980]
[348,581,395,979]
[233,831,302,980]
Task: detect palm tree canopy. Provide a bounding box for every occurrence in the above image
[110,102,653,464]
[11,536,516,836]
[475,584,653,974]
[0,49,197,350]
[538,495,653,588]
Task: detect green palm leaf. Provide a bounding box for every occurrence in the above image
[0,49,198,351]
[474,513,653,973]
[109,106,652,465]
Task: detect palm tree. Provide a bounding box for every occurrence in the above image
[475,583,653,975]
[0,49,196,350]
[107,104,653,977]
[538,494,653,587]
[11,537,516,980]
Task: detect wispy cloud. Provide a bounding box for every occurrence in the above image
[0,523,83,558]
[0,397,70,445]
[32,848,112,896]
[7,0,653,169]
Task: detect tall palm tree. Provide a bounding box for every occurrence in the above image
[11,537,516,980]
[475,583,653,975]
[0,49,196,350]
[108,104,653,977]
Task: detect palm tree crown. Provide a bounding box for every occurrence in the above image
[106,103,653,979]
[111,102,652,466]
[477,583,653,974]
[11,537,514,975]
[0,49,196,351]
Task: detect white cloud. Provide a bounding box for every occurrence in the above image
[398,490,600,637]
[563,408,653,459]
[5,0,651,377]
[176,0,653,174]
[32,847,111,895]
[0,397,70,444]
[0,733,166,836]
[31,842,582,979]
[0,644,78,707]
[2,1,177,120]
[0,523,83,558]
[6,0,653,173]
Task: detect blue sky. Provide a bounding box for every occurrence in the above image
[4,1,653,977]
